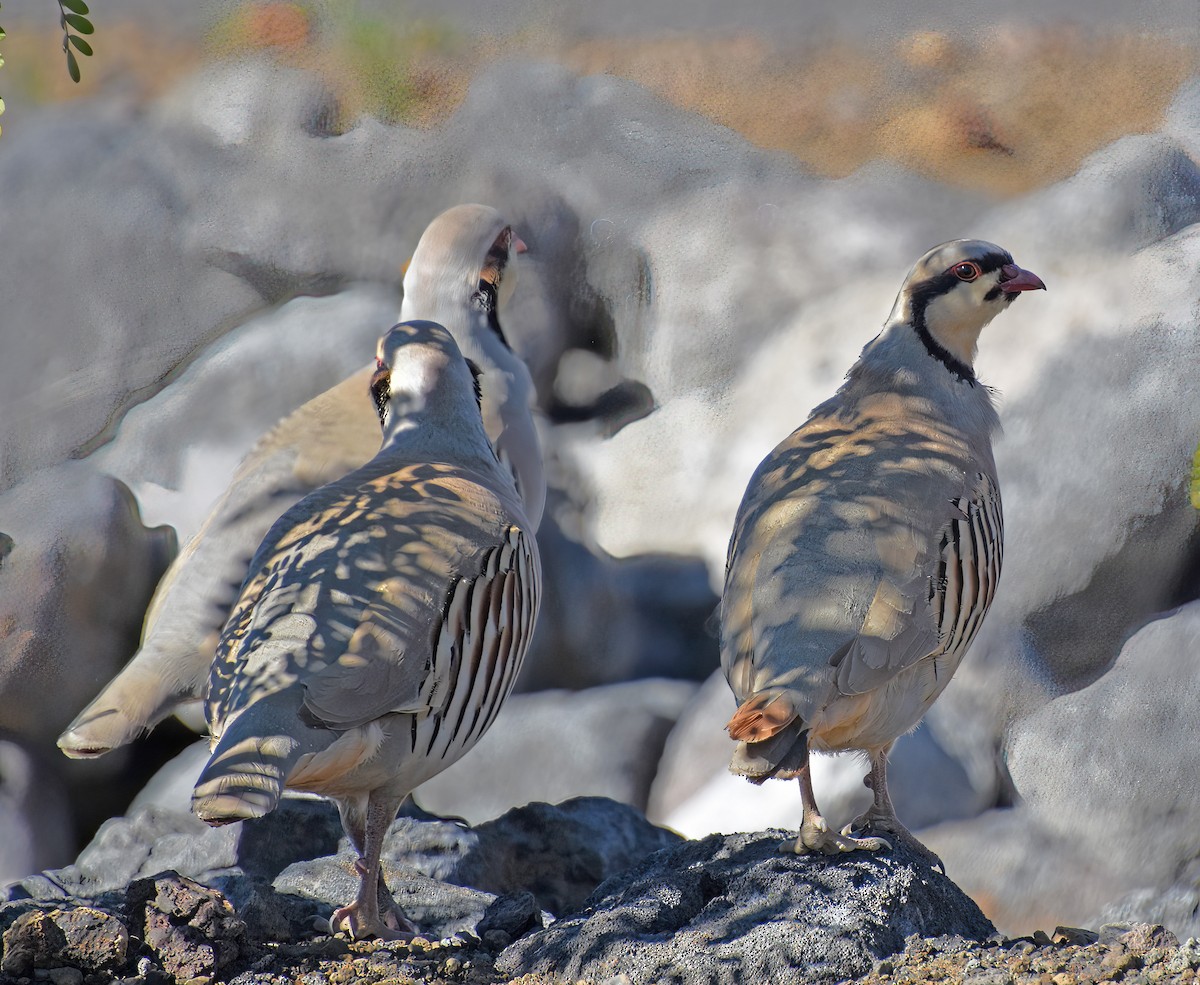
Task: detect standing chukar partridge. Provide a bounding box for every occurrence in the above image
[191,320,541,940]
[721,240,1044,857]
[59,204,543,759]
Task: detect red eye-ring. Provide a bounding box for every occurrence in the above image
[953,261,982,282]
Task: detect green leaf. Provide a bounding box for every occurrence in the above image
[1191,441,1200,510]
[0,97,6,116]
[67,34,92,56]
[0,26,6,40]
[63,13,93,34]
[66,48,80,82]
[60,0,89,13]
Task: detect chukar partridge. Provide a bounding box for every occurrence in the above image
[721,240,1044,856]
[59,204,543,759]
[191,320,541,940]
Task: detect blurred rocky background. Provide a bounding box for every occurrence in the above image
[0,0,1198,952]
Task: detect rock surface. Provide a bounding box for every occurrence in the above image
[1006,601,1200,893]
[498,832,995,984]
[0,463,175,747]
[4,796,680,942]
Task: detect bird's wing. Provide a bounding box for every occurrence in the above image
[301,522,539,735]
[833,468,1003,695]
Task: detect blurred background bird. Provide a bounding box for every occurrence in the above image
[721,239,1045,857]
[58,203,543,761]
[191,319,541,940]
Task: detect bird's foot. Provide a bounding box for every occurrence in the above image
[840,815,943,872]
[329,901,418,941]
[782,813,891,856]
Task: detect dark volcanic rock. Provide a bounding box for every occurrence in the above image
[497,830,995,985]
[0,904,128,977]
[128,872,246,980]
[6,796,681,946]
[459,797,683,916]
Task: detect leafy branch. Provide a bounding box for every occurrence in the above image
[58,0,94,83]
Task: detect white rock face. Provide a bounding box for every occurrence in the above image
[1007,601,1200,890]
[91,286,400,541]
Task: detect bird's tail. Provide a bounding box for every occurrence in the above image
[727,689,809,783]
[57,637,214,759]
[191,690,323,824]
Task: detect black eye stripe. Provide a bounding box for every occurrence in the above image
[369,366,391,423]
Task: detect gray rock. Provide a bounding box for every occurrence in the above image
[1099,859,1200,944]
[152,55,340,148]
[415,678,699,822]
[517,507,719,693]
[978,133,1200,259]
[1163,75,1200,162]
[91,285,401,540]
[1006,601,1200,892]
[477,892,544,951]
[0,463,175,746]
[0,905,129,977]
[0,101,262,489]
[497,831,995,984]
[273,853,496,940]
[8,795,678,943]
[0,740,74,885]
[920,807,1128,937]
[127,872,246,981]
[458,797,683,916]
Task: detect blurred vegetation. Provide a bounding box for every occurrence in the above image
[1191,441,1200,511]
[564,29,1199,196]
[0,1,1194,197]
[207,1,467,127]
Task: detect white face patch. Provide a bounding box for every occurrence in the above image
[922,276,1004,366]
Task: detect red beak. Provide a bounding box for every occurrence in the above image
[999,263,1046,293]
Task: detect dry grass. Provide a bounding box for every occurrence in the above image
[3,3,1195,197]
[562,28,1199,196]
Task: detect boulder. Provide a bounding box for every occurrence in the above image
[497,831,995,984]
[0,740,74,886]
[5,796,680,944]
[1164,74,1200,161]
[0,102,261,489]
[1098,859,1200,945]
[920,807,1127,937]
[1006,602,1200,893]
[977,133,1200,260]
[91,285,401,539]
[416,678,699,822]
[0,462,175,746]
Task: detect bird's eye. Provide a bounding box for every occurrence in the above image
[953,262,981,282]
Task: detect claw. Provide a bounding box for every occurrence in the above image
[329,902,417,942]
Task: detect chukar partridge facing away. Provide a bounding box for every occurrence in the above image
[191,320,541,940]
[721,240,1044,857]
[59,204,543,760]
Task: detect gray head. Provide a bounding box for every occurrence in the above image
[369,320,484,436]
[888,239,1045,381]
[401,204,528,347]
